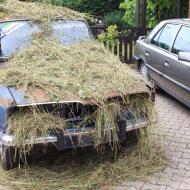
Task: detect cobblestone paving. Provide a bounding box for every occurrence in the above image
[116,91,190,190]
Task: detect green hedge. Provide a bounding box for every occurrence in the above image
[104,11,126,27]
[49,0,122,15]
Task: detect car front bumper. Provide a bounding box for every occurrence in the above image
[0,118,149,148]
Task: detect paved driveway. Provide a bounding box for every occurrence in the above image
[116,91,190,190]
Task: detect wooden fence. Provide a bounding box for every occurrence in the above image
[90,25,152,63]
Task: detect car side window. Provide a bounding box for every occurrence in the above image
[172,26,190,55]
[154,24,181,51]
[151,27,164,46]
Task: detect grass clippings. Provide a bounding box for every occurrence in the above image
[0,1,166,188]
[0,37,151,150]
[0,0,155,164]
[0,38,145,102]
[0,0,86,22]
[8,107,66,148]
[0,130,166,190]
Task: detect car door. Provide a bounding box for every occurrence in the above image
[163,25,190,106]
[145,24,181,87]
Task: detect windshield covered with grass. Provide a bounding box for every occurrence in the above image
[0,20,92,57]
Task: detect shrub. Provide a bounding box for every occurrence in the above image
[104,11,126,27]
[97,25,119,46]
[48,0,123,16]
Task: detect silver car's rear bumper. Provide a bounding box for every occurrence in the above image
[0,118,149,147]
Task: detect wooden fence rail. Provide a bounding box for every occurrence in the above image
[104,36,138,63]
[89,25,152,63]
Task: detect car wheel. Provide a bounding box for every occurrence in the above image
[139,62,150,82]
[0,144,18,170]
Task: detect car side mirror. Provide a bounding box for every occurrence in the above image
[178,52,190,62]
[138,36,146,40]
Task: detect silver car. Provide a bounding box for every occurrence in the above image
[134,19,190,107]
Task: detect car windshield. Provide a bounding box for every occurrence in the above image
[0,20,92,58]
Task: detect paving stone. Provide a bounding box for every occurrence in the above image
[142,184,167,190]
[178,182,190,190]
[115,92,190,190]
[165,187,177,190]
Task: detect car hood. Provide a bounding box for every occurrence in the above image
[0,85,151,108]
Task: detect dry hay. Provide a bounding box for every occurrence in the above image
[0,0,88,23]
[0,37,153,149]
[0,38,145,102]
[0,131,166,190]
[0,0,154,153]
[8,107,66,148]
[0,1,165,187]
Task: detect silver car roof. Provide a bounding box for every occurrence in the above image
[147,19,190,40]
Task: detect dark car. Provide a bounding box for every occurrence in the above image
[134,19,190,107]
[0,19,153,170]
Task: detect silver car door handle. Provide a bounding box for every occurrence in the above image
[164,61,170,67]
[145,52,149,57]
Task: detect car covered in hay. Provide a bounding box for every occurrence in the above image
[0,0,154,170]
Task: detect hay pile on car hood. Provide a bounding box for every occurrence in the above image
[0,0,145,103]
[0,38,145,103]
[0,38,151,150]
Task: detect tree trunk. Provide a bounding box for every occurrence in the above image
[136,0,147,35]
[176,0,182,18]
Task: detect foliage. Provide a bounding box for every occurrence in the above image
[120,0,189,27]
[47,0,122,16]
[120,0,136,27]
[104,11,126,27]
[151,0,177,22]
[97,25,119,46]
[181,0,189,18]
[120,0,158,27]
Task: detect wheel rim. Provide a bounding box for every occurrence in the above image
[140,63,149,82]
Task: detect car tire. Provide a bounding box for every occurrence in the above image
[0,145,18,170]
[139,62,150,82]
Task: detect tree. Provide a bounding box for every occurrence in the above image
[120,0,188,27]
[49,0,123,16]
[135,0,146,28]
